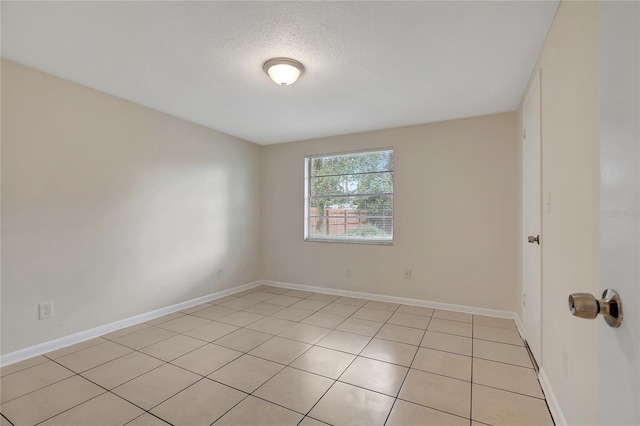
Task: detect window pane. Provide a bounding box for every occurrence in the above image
[308,195,393,240]
[309,150,393,177]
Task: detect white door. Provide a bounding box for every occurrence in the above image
[522,72,542,364]
[598,2,639,424]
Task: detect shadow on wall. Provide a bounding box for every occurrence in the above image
[1,60,260,354]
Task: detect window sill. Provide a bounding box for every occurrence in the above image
[304,237,393,246]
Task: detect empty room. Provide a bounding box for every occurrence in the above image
[1,1,638,426]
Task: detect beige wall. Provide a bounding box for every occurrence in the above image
[518,1,600,424]
[261,113,519,312]
[1,60,262,354]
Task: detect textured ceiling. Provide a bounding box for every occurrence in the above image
[1,1,558,145]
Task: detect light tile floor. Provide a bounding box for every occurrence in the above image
[0,285,554,426]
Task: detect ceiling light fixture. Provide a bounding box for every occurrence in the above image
[263,57,305,86]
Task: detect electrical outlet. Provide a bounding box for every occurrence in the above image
[216,268,223,279]
[38,301,53,320]
[345,268,352,278]
[561,347,568,378]
[403,269,412,279]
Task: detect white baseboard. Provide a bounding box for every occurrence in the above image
[539,367,568,426]
[0,281,261,367]
[260,279,516,319]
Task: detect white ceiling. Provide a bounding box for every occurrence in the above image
[1,1,558,145]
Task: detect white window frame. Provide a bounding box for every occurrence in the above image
[304,147,394,245]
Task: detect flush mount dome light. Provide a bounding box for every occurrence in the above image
[263,57,305,86]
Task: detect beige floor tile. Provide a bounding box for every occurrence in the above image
[473,359,543,398]
[217,311,265,327]
[290,346,356,379]
[140,335,206,362]
[397,305,435,317]
[302,312,348,328]
[246,317,296,335]
[214,328,273,352]
[473,339,533,368]
[243,302,286,316]
[352,307,393,322]
[155,315,210,333]
[39,392,143,426]
[151,379,246,426]
[209,354,284,393]
[474,315,517,330]
[215,396,303,425]
[113,327,177,350]
[399,369,471,418]
[268,295,304,307]
[434,310,473,323]
[81,351,163,389]
[411,347,471,381]
[339,357,408,396]
[0,361,74,403]
[308,293,340,302]
[0,376,104,426]
[376,324,424,345]
[234,289,257,297]
[0,356,48,378]
[113,364,200,410]
[102,323,151,340]
[388,312,431,329]
[180,303,213,314]
[291,299,330,311]
[427,318,472,337]
[386,399,469,426]
[363,300,400,312]
[1,415,11,426]
[472,384,553,426]
[190,305,237,321]
[299,416,329,425]
[336,318,384,336]
[258,286,290,295]
[271,307,315,321]
[420,331,472,356]
[284,289,315,298]
[126,413,172,426]
[218,297,261,310]
[319,303,359,316]
[249,337,311,364]
[242,291,279,302]
[183,321,239,342]
[309,381,394,426]
[44,338,107,359]
[316,330,371,354]
[210,295,241,305]
[254,367,333,414]
[361,338,418,367]
[278,323,332,344]
[171,343,242,376]
[145,312,185,326]
[474,325,524,346]
[334,296,368,307]
[56,341,133,373]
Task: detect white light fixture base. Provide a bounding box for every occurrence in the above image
[263,57,305,86]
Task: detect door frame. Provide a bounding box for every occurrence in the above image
[521,69,543,366]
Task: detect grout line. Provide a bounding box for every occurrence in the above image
[1,413,16,426]
[470,313,475,425]
[383,312,431,426]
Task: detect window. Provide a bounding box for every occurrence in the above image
[304,148,393,243]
